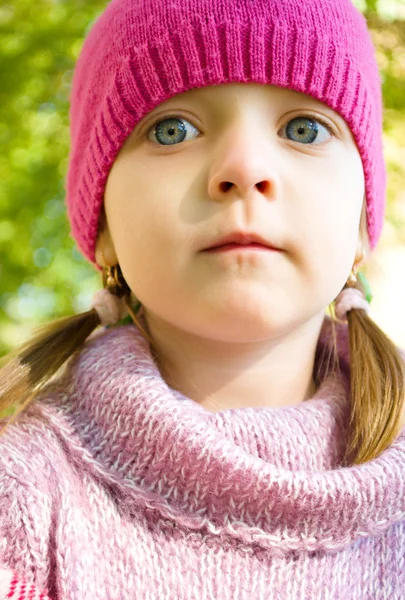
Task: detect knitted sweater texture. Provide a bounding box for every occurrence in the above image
[1,316,405,599]
[0,568,50,599]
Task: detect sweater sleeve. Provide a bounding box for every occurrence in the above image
[0,424,55,599]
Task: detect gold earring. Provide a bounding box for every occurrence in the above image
[98,251,153,340]
[102,263,130,298]
[98,249,127,298]
[346,248,366,288]
[345,248,373,303]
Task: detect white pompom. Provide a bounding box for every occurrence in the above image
[90,288,128,326]
[335,287,370,321]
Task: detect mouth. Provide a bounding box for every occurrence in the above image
[202,242,280,253]
[201,231,282,253]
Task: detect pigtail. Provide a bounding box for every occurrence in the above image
[314,305,341,389]
[0,260,153,437]
[342,308,405,466]
[0,308,102,435]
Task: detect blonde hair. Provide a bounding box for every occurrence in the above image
[0,206,404,466]
[330,204,405,465]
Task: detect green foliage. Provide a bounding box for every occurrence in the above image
[0,0,109,353]
[0,0,405,356]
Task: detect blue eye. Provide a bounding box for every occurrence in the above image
[146,114,334,146]
[148,117,200,146]
[283,116,333,145]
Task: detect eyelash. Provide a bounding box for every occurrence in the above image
[147,112,337,141]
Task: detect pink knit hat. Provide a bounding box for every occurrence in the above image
[66,0,386,265]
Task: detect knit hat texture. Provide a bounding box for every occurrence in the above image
[66,0,386,264]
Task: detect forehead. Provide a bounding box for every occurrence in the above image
[179,83,318,102]
[154,83,348,125]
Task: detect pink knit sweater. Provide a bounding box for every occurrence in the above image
[1,316,405,599]
[0,568,50,599]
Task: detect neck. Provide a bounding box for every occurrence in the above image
[143,312,326,412]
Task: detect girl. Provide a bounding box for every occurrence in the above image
[1,0,405,598]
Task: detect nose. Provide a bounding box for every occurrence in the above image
[207,120,278,203]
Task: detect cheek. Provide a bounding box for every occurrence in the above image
[105,187,183,300]
[291,164,363,299]
[297,207,361,305]
[105,162,174,254]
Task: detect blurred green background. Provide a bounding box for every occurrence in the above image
[0,0,405,357]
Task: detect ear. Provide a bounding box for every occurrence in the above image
[355,197,369,265]
[95,208,118,267]
[355,237,365,266]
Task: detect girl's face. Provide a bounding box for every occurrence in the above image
[99,83,365,341]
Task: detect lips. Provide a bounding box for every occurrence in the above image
[202,232,281,252]
[221,242,267,249]
[203,243,277,254]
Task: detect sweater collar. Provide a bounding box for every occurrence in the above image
[46,315,405,555]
